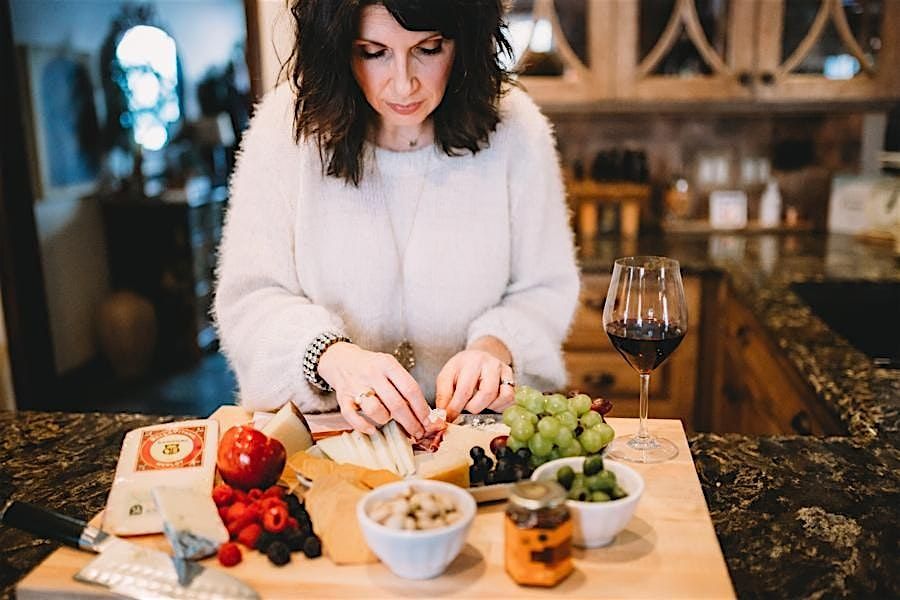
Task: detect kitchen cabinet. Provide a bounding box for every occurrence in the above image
[709,286,844,435]
[101,188,226,371]
[515,0,900,107]
[563,273,701,432]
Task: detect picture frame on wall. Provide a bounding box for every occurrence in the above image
[18,45,101,203]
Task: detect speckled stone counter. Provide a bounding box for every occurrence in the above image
[0,411,185,600]
[583,232,900,598]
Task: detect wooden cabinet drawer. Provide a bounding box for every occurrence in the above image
[567,274,611,350]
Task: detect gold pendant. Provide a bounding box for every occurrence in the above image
[393,339,416,371]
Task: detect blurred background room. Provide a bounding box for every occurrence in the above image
[0,0,898,424]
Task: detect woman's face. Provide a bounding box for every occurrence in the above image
[351,5,456,131]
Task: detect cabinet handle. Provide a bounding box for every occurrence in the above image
[583,372,616,389]
[583,298,605,313]
[760,71,775,85]
[790,411,813,435]
[737,70,752,86]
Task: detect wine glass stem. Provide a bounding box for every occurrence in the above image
[637,373,651,441]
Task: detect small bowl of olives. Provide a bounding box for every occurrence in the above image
[531,456,644,548]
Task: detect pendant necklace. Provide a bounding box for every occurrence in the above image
[378,147,432,372]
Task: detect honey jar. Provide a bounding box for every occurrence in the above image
[504,481,574,587]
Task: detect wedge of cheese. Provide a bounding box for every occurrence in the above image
[415,449,470,488]
[260,402,314,457]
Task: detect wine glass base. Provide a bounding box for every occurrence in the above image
[606,435,678,463]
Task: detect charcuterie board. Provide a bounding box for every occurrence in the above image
[17,407,734,598]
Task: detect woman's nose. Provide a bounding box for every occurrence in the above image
[391,57,417,97]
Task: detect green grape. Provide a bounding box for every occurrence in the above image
[507,436,527,452]
[593,422,615,448]
[553,428,573,447]
[514,386,532,406]
[527,411,539,424]
[502,405,528,427]
[557,411,578,431]
[559,439,583,457]
[522,394,545,416]
[579,429,604,454]
[580,411,602,430]
[570,393,592,415]
[546,447,561,462]
[529,454,548,469]
[510,418,535,441]
[537,416,561,439]
[545,394,568,415]
[528,434,553,457]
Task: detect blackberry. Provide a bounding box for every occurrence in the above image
[266,541,291,566]
[302,535,322,559]
[256,531,278,553]
[284,529,308,552]
[285,494,303,516]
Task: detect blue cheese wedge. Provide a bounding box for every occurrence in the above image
[152,486,228,560]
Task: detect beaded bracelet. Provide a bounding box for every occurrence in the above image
[302,331,351,393]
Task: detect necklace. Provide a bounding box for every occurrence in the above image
[377,147,433,371]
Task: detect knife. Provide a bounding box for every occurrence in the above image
[1,498,259,600]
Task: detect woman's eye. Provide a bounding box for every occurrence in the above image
[418,42,443,56]
[360,48,386,60]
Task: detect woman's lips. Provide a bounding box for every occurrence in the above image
[386,101,423,115]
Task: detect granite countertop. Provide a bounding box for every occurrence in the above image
[583,232,900,598]
[1,233,898,598]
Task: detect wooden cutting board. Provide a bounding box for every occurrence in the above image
[18,407,735,598]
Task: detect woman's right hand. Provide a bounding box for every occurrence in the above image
[316,342,430,439]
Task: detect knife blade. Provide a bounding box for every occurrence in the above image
[1,499,258,600]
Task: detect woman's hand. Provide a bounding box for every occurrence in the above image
[317,342,430,439]
[435,336,516,422]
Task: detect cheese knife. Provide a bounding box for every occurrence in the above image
[1,498,259,600]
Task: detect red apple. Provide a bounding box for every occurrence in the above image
[217,425,286,490]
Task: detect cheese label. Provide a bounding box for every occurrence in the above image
[136,426,206,471]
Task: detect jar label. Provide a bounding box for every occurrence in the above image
[505,516,574,586]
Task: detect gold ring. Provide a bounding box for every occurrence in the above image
[500,379,516,387]
[352,389,376,409]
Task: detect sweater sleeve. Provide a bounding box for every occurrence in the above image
[466,92,580,392]
[214,88,344,413]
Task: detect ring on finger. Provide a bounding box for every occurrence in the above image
[500,379,516,387]
[352,388,377,410]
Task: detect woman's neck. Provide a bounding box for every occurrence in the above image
[374,119,434,152]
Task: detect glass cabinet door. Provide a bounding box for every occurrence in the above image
[510,0,615,106]
[614,0,756,100]
[755,0,900,100]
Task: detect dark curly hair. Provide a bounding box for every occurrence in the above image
[283,0,514,186]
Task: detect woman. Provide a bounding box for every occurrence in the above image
[214,0,579,439]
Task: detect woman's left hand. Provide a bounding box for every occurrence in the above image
[435,336,516,421]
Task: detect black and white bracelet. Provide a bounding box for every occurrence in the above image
[302,331,351,393]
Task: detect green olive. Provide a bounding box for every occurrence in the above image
[556,465,576,490]
[591,491,611,502]
[583,454,604,476]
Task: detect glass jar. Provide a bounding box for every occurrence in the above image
[504,481,573,587]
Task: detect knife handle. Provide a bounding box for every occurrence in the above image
[0,500,87,549]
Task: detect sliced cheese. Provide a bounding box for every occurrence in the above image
[350,431,380,471]
[384,421,416,477]
[369,429,398,473]
[316,434,355,465]
[260,402,314,457]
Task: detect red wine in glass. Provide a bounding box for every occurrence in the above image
[606,319,686,373]
[602,256,688,463]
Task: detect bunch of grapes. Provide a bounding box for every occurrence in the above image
[502,386,614,468]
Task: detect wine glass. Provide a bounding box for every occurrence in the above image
[602,256,688,463]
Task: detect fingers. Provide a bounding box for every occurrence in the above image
[338,395,376,435]
[371,370,425,439]
[385,363,431,425]
[357,392,391,426]
[465,362,501,415]
[446,363,479,422]
[434,360,457,411]
[488,365,516,412]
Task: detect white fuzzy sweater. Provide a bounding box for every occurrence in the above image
[214,85,579,413]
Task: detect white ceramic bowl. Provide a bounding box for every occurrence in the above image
[531,457,644,548]
[357,480,477,579]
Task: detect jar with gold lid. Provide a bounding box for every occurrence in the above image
[504,480,574,587]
